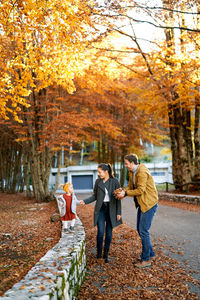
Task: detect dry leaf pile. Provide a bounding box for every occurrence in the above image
[0,193,61,296]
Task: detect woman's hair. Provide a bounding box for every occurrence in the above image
[98,163,114,178]
[124,153,139,165]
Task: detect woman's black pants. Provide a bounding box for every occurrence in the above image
[96,203,113,251]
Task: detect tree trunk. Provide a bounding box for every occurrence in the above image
[163,2,193,191]
[23,147,32,198]
[102,136,106,162]
[23,91,56,202]
[194,2,200,178]
[168,107,181,188]
[120,148,126,187]
[53,150,62,193]
[168,104,192,190]
[0,130,24,193]
[43,146,53,196]
[31,150,46,201]
[11,147,23,193]
[0,139,4,191]
[194,96,200,178]
[111,148,116,177]
[98,140,101,163]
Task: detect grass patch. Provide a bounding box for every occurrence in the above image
[156,183,175,191]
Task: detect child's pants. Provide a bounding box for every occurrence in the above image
[62,218,75,229]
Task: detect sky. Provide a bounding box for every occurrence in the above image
[95,0,199,54]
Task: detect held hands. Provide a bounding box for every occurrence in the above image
[113,188,125,200]
[79,200,85,206]
[117,215,121,221]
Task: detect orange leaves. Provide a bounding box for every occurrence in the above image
[76,203,199,300]
[0,0,167,153]
[0,193,61,296]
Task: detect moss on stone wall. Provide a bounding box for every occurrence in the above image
[1,217,86,300]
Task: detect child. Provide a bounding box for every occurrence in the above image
[56,182,80,233]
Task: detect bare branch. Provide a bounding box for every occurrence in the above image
[129,20,153,75]
[91,47,145,54]
[128,3,200,15]
[95,3,200,15]
[94,12,200,33]
[107,56,142,75]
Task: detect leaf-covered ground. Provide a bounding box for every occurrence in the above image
[76,204,199,300]
[0,192,199,298]
[0,193,61,296]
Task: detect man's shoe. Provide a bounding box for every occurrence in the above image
[134,258,142,263]
[64,228,68,233]
[105,257,110,263]
[135,260,151,268]
[70,226,74,231]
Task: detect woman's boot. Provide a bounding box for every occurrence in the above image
[97,248,102,259]
[103,248,109,263]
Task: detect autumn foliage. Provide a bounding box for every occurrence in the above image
[0,0,200,198]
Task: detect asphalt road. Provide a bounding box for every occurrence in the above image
[121,197,200,296]
[78,193,200,296]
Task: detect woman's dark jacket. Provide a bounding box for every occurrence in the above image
[84,177,122,228]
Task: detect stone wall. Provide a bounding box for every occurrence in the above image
[0,217,86,300]
[158,191,200,205]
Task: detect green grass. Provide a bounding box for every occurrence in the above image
[156,183,175,191]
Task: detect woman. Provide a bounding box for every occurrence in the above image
[80,163,122,263]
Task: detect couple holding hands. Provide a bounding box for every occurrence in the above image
[80,153,158,268]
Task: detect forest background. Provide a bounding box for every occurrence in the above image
[0,0,200,201]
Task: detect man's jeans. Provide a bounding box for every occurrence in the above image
[137,203,158,261]
[97,203,113,251]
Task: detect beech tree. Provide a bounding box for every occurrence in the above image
[0,123,24,193]
[74,46,166,185]
[0,0,96,200]
[1,0,199,196]
[89,0,200,190]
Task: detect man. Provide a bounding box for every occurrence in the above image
[115,153,158,268]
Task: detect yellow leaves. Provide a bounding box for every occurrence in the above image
[66,84,76,95]
[0,0,93,121]
[160,147,172,158]
[15,136,29,142]
[14,115,23,124]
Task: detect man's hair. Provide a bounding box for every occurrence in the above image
[124,154,139,165]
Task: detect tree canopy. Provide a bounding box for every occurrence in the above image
[0,0,200,197]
